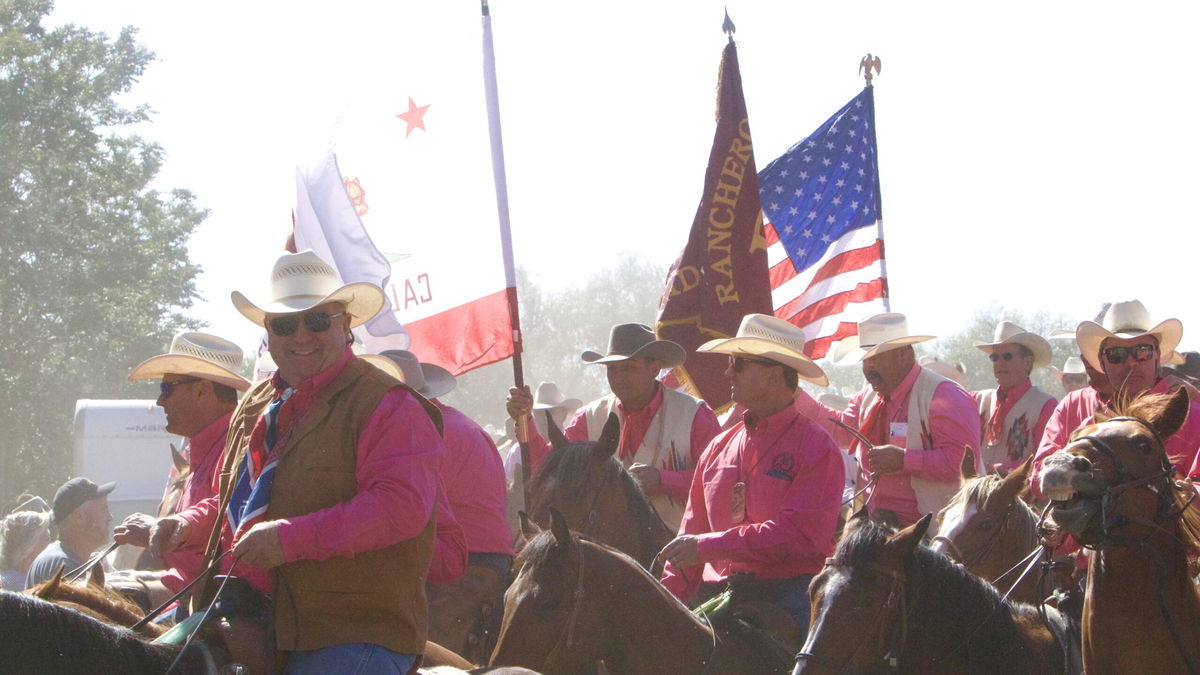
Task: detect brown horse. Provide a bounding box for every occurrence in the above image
[27,565,167,639]
[796,512,1079,674]
[489,508,792,675]
[1040,388,1200,674]
[526,414,672,570]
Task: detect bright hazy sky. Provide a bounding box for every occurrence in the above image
[47,1,1200,361]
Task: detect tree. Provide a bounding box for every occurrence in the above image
[0,0,205,507]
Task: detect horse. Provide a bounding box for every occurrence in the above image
[27,565,168,639]
[930,450,1063,605]
[0,590,213,674]
[489,508,793,675]
[525,413,673,570]
[1039,388,1200,674]
[796,512,1080,674]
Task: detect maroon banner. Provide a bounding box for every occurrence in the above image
[656,41,772,413]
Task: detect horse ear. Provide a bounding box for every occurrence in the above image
[548,507,573,549]
[1153,387,1191,441]
[33,565,65,598]
[594,413,621,460]
[886,513,932,556]
[518,511,541,542]
[995,453,1035,504]
[546,411,569,453]
[87,561,105,588]
[960,445,977,480]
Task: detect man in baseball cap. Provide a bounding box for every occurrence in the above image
[25,478,115,587]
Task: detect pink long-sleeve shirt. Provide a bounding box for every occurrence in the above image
[158,412,231,593]
[522,384,721,500]
[433,401,513,557]
[794,363,981,525]
[175,349,445,594]
[660,405,844,604]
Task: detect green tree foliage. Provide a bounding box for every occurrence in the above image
[0,0,205,506]
[445,255,666,431]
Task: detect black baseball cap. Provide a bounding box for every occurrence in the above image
[52,478,116,524]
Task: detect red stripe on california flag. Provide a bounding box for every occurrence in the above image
[776,278,886,329]
[404,288,514,375]
[802,321,859,359]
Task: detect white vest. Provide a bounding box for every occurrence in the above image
[862,367,973,516]
[977,384,1054,470]
[582,387,702,531]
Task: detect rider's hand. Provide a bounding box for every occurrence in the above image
[113,512,156,547]
[629,464,663,495]
[149,516,190,557]
[867,444,905,474]
[506,385,534,422]
[232,521,285,569]
[656,535,702,568]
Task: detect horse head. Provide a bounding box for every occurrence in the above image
[1039,388,1196,547]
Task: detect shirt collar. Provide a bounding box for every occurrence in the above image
[744,401,800,432]
[616,381,664,417]
[188,411,233,466]
[997,378,1033,401]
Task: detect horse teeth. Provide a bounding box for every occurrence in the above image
[1044,487,1076,502]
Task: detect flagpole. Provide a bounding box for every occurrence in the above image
[860,54,890,312]
[481,0,531,508]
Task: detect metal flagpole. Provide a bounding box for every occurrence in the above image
[860,54,890,312]
[481,0,531,510]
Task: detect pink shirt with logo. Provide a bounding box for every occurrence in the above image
[660,405,844,604]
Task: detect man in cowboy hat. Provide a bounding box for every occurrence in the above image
[795,312,981,527]
[974,322,1058,474]
[113,332,251,592]
[365,349,511,661]
[151,250,445,674]
[506,322,721,531]
[658,314,844,635]
[1029,300,1200,498]
[26,478,115,587]
[1051,356,1089,394]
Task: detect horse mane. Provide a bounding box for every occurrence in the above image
[529,440,668,538]
[945,474,1040,548]
[28,577,164,638]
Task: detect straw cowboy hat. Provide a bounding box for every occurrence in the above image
[1075,300,1183,373]
[580,323,686,368]
[360,349,456,399]
[974,321,1053,369]
[1050,356,1086,387]
[918,355,967,386]
[832,313,935,365]
[128,332,252,392]
[531,381,582,414]
[231,250,385,329]
[698,313,828,386]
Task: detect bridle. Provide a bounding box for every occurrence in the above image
[539,541,589,673]
[794,560,907,673]
[930,500,1016,573]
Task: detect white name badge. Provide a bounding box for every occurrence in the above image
[890,422,908,439]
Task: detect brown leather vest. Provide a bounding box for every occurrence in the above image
[204,357,442,653]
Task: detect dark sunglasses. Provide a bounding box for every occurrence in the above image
[730,356,778,372]
[988,352,1021,362]
[1102,343,1156,365]
[160,378,201,397]
[267,311,345,337]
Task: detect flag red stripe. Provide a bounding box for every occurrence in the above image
[776,277,886,329]
[769,239,882,290]
[404,288,514,375]
[802,321,859,359]
[764,223,781,246]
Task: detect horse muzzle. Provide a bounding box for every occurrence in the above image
[1038,452,1106,503]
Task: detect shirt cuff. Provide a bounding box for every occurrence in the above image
[273,519,307,563]
[695,530,734,558]
[902,449,925,473]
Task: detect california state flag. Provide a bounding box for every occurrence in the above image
[292,17,513,375]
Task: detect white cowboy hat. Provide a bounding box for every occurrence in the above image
[581,323,686,368]
[128,332,252,392]
[974,321,1053,369]
[231,250,385,329]
[360,349,456,399]
[698,313,828,386]
[1075,300,1183,373]
[918,355,967,386]
[831,313,935,365]
[1050,356,1086,387]
[531,381,582,413]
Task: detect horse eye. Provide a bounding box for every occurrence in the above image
[1136,440,1153,456]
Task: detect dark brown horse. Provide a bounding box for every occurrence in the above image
[796,513,1079,674]
[1040,388,1200,674]
[526,414,672,570]
[490,508,792,674]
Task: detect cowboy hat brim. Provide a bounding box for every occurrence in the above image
[973,332,1053,369]
[231,282,385,330]
[1076,318,1183,373]
[580,341,686,368]
[698,336,829,386]
[831,335,936,366]
[359,354,457,399]
[533,397,583,412]
[128,354,252,392]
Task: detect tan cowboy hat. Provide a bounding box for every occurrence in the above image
[531,381,582,413]
[1076,300,1183,372]
[831,313,935,365]
[581,323,686,368]
[128,332,252,392]
[974,321,1052,369]
[360,349,456,399]
[1050,356,1086,386]
[698,313,828,386]
[231,250,385,329]
[918,355,967,385]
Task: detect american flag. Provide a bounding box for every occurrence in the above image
[759,86,888,359]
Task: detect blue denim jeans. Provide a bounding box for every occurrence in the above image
[287,643,418,675]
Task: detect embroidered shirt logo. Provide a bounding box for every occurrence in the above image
[767,453,795,481]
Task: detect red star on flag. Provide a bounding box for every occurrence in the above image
[396,97,431,138]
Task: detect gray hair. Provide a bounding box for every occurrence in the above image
[0,511,51,569]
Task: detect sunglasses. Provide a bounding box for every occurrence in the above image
[988,352,1022,362]
[160,378,201,397]
[267,311,345,337]
[730,356,779,372]
[1102,344,1156,365]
